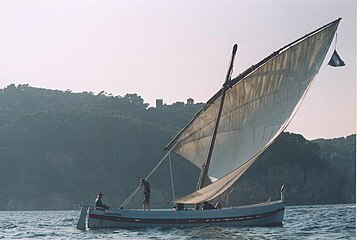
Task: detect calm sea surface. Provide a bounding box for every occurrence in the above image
[0,204,355,239]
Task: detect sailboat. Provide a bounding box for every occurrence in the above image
[77,18,342,229]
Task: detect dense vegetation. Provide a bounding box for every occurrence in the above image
[0,84,354,210]
[231,133,355,206]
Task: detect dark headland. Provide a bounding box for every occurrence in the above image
[0,84,354,210]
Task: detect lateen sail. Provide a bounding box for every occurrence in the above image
[165,19,340,204]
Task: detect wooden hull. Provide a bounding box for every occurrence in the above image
[86,200,285,229]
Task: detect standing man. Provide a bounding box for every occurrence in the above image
[140,178,150,211]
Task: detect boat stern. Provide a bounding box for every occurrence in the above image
[76,205,89,230]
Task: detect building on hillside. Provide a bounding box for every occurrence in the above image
[187,98,194,105]
[156,99,163,108]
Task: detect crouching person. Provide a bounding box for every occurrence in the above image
[95,192,109,210]
[172,203,184,211]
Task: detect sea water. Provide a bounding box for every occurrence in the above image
[0,204,355,239]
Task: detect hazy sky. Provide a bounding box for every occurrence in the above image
[0,0,355,140]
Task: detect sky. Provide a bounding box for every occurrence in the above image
[0,0,355,140]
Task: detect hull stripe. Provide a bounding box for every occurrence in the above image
[89,207,284,225]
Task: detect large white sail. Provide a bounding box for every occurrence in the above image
[166,19,340,204]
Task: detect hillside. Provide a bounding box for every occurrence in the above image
[0,84,354,210]
[230,133,355,206]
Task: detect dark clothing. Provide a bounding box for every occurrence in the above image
[202,202,215,210]
[95,197,109,210]
[143,192,150,204]
[173,203,184,211]
[141,180,151,205]
[142,181,150,194]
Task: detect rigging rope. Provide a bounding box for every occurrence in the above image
[168,153,176,200]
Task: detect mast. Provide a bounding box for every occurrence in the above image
[195,44,238,209]
[164,18,341,153]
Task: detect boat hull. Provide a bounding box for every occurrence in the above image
[87,200,285,229]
